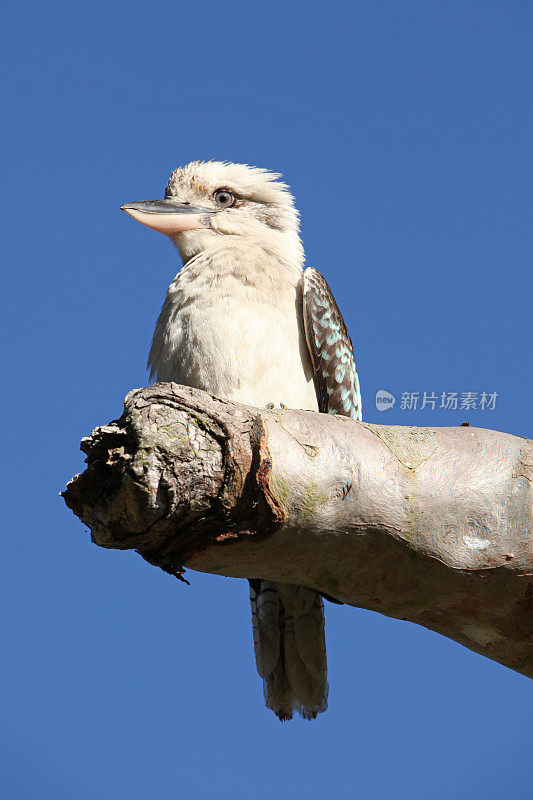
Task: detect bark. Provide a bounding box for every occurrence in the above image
[62,383,533,678]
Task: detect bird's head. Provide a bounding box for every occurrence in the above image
[121,160,304,269]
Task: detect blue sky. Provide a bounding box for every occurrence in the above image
[2,2,531,798]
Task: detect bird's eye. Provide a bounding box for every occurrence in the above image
[213,189,235,208]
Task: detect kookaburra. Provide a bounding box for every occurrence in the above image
[121,161,362,720]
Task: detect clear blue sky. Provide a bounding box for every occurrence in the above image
[2,2,531,798]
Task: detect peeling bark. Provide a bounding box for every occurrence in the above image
[63,383,533,678]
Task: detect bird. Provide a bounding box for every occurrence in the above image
[121,160,362,721]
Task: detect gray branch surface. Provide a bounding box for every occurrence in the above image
[63,383,533,678]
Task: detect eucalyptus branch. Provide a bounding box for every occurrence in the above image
[63,383,533,678]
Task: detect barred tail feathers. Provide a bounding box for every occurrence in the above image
[249,580,328,721]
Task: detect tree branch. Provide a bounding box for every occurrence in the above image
[63,383,533,678]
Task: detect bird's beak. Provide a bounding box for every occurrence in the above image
[120,199,214,235]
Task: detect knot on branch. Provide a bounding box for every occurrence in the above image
[62,383,284,577]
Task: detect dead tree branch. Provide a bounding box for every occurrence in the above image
[63,383,533,678]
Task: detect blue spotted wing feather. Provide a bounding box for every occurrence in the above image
[302,267,362,420]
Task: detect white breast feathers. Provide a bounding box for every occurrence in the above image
[148,244,319,412]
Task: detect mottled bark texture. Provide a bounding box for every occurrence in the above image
[63,383,533,678]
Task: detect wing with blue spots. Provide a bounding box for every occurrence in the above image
[302,267,362,420]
